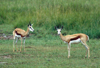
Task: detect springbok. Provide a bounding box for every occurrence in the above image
[13,22,34,52]
[55,26,90,58]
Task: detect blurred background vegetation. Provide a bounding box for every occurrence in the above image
[0,0,100,38]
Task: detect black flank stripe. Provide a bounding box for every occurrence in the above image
[70,36,80,41]
[15,31,24,37]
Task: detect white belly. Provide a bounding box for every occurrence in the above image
[15,34,26,39]
[15,34,21,38]
[69,38,81,44]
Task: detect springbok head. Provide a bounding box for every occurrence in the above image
[55,26,63,35]
[28,22,34,32]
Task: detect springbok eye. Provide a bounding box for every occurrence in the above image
[29,27,32,29]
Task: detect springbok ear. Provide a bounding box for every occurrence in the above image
[29,22,31,25]
[28,22,31,26]
[55,26,57,30]
[61,26,63,30]
[28,24,29,26]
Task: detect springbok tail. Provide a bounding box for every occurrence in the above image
[86,35,89,42]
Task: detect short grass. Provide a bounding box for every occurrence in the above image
[0,36,100,68]
[0,0,100,67]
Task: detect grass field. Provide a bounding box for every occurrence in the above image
[0,0,100,38]
[0,35,100,68]
[0,0,100,68]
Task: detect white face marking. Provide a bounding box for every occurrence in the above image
[69,38,81,44]
[29,25,34,32]
[57,29,61,35]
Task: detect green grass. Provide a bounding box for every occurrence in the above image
[0,0,100,38]
[0,36,100,68]
[0,0,100,68]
